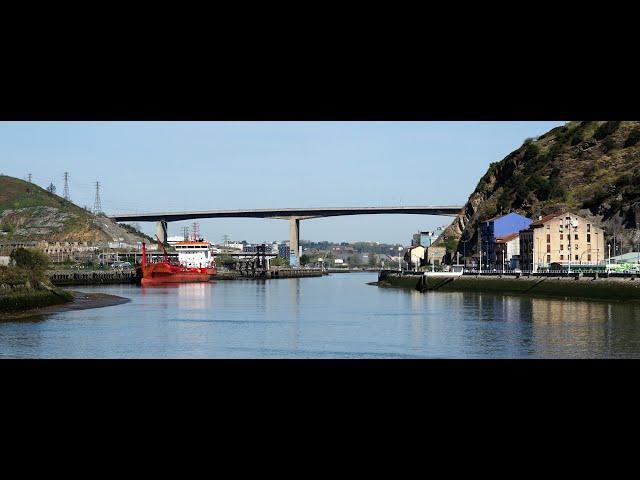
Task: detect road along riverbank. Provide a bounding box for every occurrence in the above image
[376,271,640,302]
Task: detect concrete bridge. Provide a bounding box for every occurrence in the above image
[110,206,462,266]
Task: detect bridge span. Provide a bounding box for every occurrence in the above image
[110,206,463,266]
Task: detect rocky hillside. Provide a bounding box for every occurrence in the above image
[0,175,150,244]
[438,121,640,257]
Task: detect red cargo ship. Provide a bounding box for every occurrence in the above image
[135,237,216,286]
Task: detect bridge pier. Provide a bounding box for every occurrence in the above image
[156,220,168,245]
[289,216,300,266]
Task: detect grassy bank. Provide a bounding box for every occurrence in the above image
[0,289,73,312]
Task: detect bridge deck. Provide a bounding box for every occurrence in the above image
[111,206,462,222]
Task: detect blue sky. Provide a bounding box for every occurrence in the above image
[0,121,563,244]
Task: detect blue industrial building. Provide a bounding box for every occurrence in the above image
[278,243,290,259]
[480,212,532,269]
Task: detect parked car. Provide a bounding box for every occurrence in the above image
[623,268,639,274]
[110,261,131,270]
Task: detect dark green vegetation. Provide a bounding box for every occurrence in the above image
[270,256,290,267]
[0,289,73,312]
[437,121,640,257]
[1,248,73,313]
[10,247,50,273]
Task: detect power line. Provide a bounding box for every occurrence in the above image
[93,181,103,215]
[63,172,70,201]
[27,173,32,183]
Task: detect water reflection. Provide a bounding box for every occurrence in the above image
[1,273,640,358]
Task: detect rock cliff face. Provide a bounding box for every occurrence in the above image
[438,121,640,257]
[0,175,148,244]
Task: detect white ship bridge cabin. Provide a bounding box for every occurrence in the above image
[174,241,216,268]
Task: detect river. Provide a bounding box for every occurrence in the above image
[2,272,640,358]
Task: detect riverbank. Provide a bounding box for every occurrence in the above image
[0,288,73,313]
[0,290,129,321]
[377,271,640,302]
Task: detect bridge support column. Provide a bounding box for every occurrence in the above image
[289,216,300,266]
[156,220,168,245]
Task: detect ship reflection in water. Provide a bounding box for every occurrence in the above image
[1,273,640,358]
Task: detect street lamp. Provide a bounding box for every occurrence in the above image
[398,246,403,273]
[461,238,468,269]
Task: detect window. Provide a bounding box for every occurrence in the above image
[547,255,551,263]
[546,234,551,243]
[587,234,591,242]
[587,224,591,232]
[575,244,578,250]
[575,254,579,261]
[560,244,564,250]
[547,245,551,253]
[588,254,592,261]
[560,254,564,260]
[560,234,563,240]
[575,234,578,240]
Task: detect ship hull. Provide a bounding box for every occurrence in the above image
[136,263,213,286]
[140,272,211,285]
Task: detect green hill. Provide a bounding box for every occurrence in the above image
[0,175,149,244]
[439,121,640,257]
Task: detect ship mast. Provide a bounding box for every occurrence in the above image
[141,241,147,267]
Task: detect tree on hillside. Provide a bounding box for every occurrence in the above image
[300,254,310,266]
[46,183,57,194]
[10,248,50,274]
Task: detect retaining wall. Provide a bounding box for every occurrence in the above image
[47,270,135,286]
[377,271,640,302]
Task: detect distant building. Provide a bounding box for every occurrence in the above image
[278,243,290,259]
[495,232,521,271]
[608,252,640,264]
[426,245,446,265]
[224,241,244,251]
[405,245,426,269]
[411,228,443,248]
[480,213,532,269]
[519,212,605,272]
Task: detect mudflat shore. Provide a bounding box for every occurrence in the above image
[0,290,130,321]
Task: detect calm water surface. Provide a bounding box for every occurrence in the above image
[2,272,640,358]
